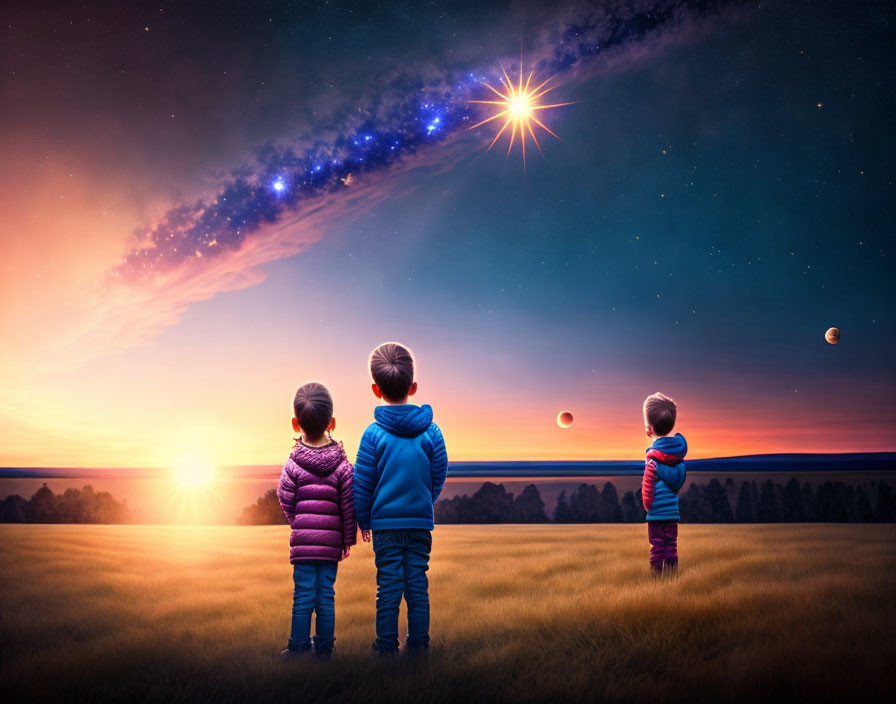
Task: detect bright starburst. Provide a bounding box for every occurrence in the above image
[470,63,574,165]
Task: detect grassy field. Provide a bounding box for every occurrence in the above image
[1,524,895,703]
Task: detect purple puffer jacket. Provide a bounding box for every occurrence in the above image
[276,440,357,563]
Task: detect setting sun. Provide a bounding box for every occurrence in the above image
[174,456,216,489]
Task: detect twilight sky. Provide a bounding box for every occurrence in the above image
[1,0,894,468]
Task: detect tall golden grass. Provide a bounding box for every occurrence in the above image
[1,524,894,703]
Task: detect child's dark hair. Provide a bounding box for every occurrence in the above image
[644,392,677,436]
[293,382,333,441]
[369,342,415,402]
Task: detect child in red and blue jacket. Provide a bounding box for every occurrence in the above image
[641,392,687,574]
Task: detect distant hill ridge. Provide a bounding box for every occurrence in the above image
[1,452,894,479]
[447,453,896,477]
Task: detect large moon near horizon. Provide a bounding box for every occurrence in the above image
[825,327,840,344]
[557,411,574,428]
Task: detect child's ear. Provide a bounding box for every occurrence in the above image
[407,381,418,397]
[371,383,383,399]
[292,417,301,433]
[328,417,336,433]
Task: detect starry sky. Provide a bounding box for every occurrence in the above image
[1,0,894,468]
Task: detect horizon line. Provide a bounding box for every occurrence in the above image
[2,451,894,479]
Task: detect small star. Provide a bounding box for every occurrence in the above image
[816,102,823,109]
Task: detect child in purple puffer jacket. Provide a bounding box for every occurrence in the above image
[277,382,357,659]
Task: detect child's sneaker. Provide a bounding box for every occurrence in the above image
[372,640,398,656]
[401,641,429,659]
[313,637,334,659]
[280,640,312,660]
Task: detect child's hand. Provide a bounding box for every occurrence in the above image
[342,545,351,559]
[361,529,372,542]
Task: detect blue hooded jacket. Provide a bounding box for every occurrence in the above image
[353,404,448,531]
[643,433,687,521]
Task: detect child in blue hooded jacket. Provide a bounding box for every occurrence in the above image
[354,342,448,653]
[641,392,687,574]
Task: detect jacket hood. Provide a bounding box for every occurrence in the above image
[374,404,434,438]
[648,432,688,460]
[647,433,687,495]
[289,440,346,477]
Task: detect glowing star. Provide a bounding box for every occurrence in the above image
[272,177,286,193]
[469,62,574,165]
[340,173,354,186]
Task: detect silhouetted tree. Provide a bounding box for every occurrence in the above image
[25,484,58,523]
[553,490,573,523]
[748,481,760,517]
[814,482,832,521]
[724,478,739,516]
[855,486,873,522]
[468,482,515,523]
[569,484,601,522]
[434,495,462,523]
[513,484,549,523]
[705,479,733,522]
[815,482,849,522]
[735,481,755,522]
[757,480,781,522]
[600,482,622,522]
[781,478,805,522]
[874,481,894,521]
[681,484,711,522]
[57,487,86,523]
[95,487,131,523]
[620,490,642,522]
[0,495,27,522]
[238,489,288,525]
[802,482,816,521]
[834,482,855,522]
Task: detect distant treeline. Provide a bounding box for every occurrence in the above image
[6,478,891,525]
[0,483,135,524]
[237,478,896,524]
[238,489,288,525]
[436,478,896,523]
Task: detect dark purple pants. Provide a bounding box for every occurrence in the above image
[648,521,678,573]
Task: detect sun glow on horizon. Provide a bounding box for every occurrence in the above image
[166,455,220,524]
[469,62,574,165]
[173,455,216,489]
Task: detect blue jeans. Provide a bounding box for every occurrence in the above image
[373,529,432,651]
[289,561,338,650]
